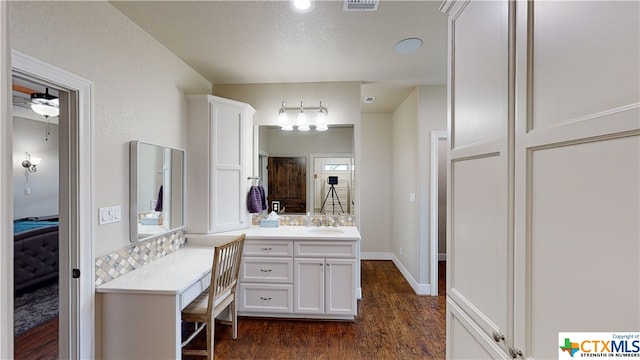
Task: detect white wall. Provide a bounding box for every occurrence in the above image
[12,117,59,219]
[9,1,212,256]
[361,113,392,253]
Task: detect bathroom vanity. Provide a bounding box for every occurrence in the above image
[189,226,362,321]
[97,226,360,359]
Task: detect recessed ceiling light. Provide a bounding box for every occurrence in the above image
[394,38,423,54]
[290,0,315,13]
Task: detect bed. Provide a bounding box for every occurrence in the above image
[13,216,59,293]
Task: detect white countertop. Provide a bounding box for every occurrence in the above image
[187,225,361,242]
[96,247,213,294]
[97,227,360,294]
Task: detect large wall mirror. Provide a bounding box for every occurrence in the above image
[130,141,185,242]
[256,126,355,215]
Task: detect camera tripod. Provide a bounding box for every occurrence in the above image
[320,183,344,215]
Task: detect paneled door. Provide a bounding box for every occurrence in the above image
[512,2,640,358]
[444,0,514,357]
[268,157,307,213]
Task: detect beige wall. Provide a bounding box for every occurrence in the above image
[212,82,360,127]
[392,89,420,277]
[391,85,447,285]
[361,113,393,253]
[10,2,212,256]
[417,85,447,283]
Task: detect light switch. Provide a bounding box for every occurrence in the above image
[409,193,416,203]
[99,205,122,225]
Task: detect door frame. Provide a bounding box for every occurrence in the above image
[309,153,354,214]
[429,131,447,296]
[11,50,94,359]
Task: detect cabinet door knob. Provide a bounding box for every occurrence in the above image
[260,296,272,301]
[508,347,523,358]
[492,331,505,342]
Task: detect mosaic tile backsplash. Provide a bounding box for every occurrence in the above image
[251,213,356,227]
[95,229,186,286]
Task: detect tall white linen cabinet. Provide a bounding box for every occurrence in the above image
[186,95,255,234]
[441,1,639,359]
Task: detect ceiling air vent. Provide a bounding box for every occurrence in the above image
[344,0,380,12]
[363,96,376,104]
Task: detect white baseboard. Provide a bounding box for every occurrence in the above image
[360,252,433,296]
[391,254,431,295]
[438,253,447,261]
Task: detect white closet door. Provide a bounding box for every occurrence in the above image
[513,2,640,358]
[446,0,514,356]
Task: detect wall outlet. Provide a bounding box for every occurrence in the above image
[272,201,280,213]
[24,187,31,195]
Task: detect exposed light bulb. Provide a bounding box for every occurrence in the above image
[292,0,313,12]
[297,110,309,131]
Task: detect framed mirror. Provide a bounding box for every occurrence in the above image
[255,125,355,215]
[130,141,185,242]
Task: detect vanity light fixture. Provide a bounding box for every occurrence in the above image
[277,101,329,132]
[21,152,41,173]
[290,0,315,13]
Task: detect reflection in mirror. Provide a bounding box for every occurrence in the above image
[130,141,184,242]
[256,126,354,215]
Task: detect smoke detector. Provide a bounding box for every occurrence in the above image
[344,0,379,11]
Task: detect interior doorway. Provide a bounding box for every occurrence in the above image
[267,157,307,213]
[311,155,354,215]
[11,75,61,357]
[429,131,447,296]
[11,50,94,359]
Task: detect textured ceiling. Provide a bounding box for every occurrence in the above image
[111,0,448,113]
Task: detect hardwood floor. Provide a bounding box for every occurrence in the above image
[14,260,446,359]
[14,317,58,360]
[186,260,447,359]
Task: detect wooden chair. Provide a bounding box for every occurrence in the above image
[181,234,245,359]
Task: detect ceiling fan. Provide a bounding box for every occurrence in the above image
[12,85,59,117]
[12,84,59,141]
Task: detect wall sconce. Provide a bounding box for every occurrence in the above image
[21,152,41,173]
[278,101,328,132]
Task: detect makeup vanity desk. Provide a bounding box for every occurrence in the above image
[96,243,230,359]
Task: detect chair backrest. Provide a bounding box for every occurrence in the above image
[207,234,245,316]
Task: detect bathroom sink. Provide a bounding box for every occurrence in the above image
[308,228,345,234]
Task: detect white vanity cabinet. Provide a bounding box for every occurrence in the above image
[185,95,255,234]
[294,241,356,317]
[233,232,359,321]
[237,240,294,314]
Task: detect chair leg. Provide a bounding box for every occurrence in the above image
[231,301,238,340]
[206,319,215,360]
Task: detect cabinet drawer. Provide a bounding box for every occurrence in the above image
[179,272,211,310]
[244,240,293,257]
[294,241,356,258]
[241,257,293,283]
[238,284,293,313]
